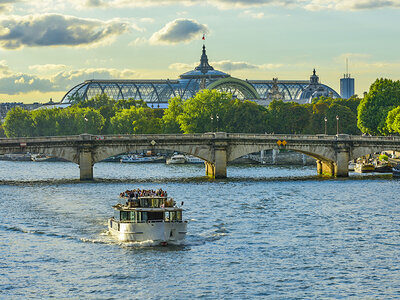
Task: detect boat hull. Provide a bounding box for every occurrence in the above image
[108,219,187,244]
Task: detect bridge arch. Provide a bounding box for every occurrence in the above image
[351,145,400,162]
[92,145,213,164]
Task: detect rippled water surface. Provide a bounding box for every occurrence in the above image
[1,161,400,299]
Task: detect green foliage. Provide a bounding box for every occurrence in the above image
[31,108,59,136]
[114,99,148,110]
[110,106,162,134]
[325,103,360,135]
[2,89,367,137]
[224,100,268,133]
[358,78,400,135]
[177,90,232,133]
[3,107,34,137]
[313,96,361,116]
[162,97,184,133]
[385,106,400,134]
[379,154,389,161]
[0,123,6,137]
[267,100,311,134]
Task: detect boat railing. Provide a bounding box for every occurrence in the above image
[113,219,184,223]
[119,196,175,208]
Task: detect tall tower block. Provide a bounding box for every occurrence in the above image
[340,59,355,99]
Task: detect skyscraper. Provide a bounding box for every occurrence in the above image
[340,59,355,99]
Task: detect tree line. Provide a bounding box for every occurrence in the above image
[1,78,400,137]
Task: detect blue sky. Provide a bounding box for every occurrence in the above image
[0,0,399,103]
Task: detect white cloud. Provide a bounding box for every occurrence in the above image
[0,14,130,49]
[149,19,208,45]
[29,64,67,74]
[0,65,138,95]
[169,62,197,70]
[240,10,266,19]
[64,0,400,11]
[14,76,24,84]
[169,60,283,71]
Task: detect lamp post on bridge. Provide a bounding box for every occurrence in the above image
[324,116,327,135]
[84,115,88,133]
[216,114,219,132]
[336,115,339,135]
[210,114,214,132]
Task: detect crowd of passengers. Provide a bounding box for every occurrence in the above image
[120,188,168,199]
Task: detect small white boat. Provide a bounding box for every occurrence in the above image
[166,154,186,164]
[120,155,163,163]
[348,161,356,171]
[185,155,204,164]
[108,190,187,245]
[31,153,58,162]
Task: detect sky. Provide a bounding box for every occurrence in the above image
[0,0,399,103]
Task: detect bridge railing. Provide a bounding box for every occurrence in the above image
[0,133,400,144]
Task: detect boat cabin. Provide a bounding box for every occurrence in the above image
[112,196,183,223]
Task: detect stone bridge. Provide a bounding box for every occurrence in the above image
[1,133,400,180]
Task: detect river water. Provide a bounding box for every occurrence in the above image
[1,161,400,299]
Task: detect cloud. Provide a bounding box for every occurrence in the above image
[240,10,266,19]
[169,60,283,71]
[305,0,400,10]
[29,64,67,74]
[0,60,12,76]
[0,0,20,13]
[149,19,208,45]
[69,0,400,11]
[168,62,197,70]
[213,60,259,71]
[0,66,138,95]
[0,14,130,49]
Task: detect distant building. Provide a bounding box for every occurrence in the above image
[340,74,355,99]
[60,45,340,107]
[0,102,43,121]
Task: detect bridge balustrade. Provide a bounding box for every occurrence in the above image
[1,133,399,180]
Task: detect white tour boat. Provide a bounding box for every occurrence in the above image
[108,190,187,245]
[120,155,164,163]
[185,155,204,164]
[166,154,186,164]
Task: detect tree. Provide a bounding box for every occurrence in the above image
[177,90,232,133]
[267,100,311,134]
[114,98,148,110]
[224,100,268,133]
[3,107,34,137]
[31,108,59,136]
[358,78,400,135]
[326,103,360,135]
[162,97,184,133]
[110,106,162,134]
[0,123,5,137]
[386,106,400,134]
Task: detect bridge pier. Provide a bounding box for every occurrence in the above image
[206,133,228,178]
[335,148,350,177]
[316,159,336,176]
[79,148,93,180]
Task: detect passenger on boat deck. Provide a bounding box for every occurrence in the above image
[121,188,168,198]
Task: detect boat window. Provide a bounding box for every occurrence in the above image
[120,211,130,221]
[141,212,148,222]
[176,211,182,221]
[147,211,163,221]
[170,211,177,221]
[130,211,136,222]
[164,212,170,222]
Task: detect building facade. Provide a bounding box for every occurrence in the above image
[61,46,340,107]
[340,74,355,99]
